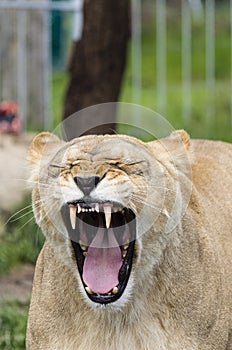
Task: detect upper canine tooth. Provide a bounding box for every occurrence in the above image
[104,205,112,229]
[77,204,81,214]
[95,203,99,213]
[70,206,76,229]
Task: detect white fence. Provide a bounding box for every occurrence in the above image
[0,0,82,130]
[131,0,232,130]
[0,0,232,136]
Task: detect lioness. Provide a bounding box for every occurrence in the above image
[27,130,232,350]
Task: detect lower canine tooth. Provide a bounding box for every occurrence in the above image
[85,287,94,295]
[70,207,76,229]
[123,242,129,250]
[112,287,118,294]
[79,240,87,251]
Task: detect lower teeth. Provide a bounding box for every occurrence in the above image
[85,287,94,295]
[79,240,87,251]
[112,286,118,294]
[85,286,119,296]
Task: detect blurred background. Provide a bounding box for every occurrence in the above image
[0,0,231,140]
[0,0,231,348]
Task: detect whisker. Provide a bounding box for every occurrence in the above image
[129,196,162,211]
[31,200,60,217]
[18,215,36,230]
[4,197,50,226]
[4,204,34,226]
[133,181,174,189]
[135,186,176,193]
[9,210,34,223]
[13,178,50,188]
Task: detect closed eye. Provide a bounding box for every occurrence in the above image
[109,160,146,167]
[110,161,147,176]
[124,161,147,166]
[48,164,66,178]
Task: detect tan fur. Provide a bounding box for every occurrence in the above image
[26,130,232,350]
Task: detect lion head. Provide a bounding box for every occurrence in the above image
[28,130,191,308]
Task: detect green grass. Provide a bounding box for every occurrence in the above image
[120,79,232,142]
[0,300,29,350]
[119,4,232,142]
[0,196,44,277]
[51,6,232,142]
[0,197,44,349]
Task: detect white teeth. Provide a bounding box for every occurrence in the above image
[122,251,127,258]
[123,241,129,250]
[112,286,118,294]
[103,205,112,229]
[74,203,120,218]
[85,286,94,295]
[79,240,87,251]
[122,240,129,258]
[79,207,93,213]
[70,207,76,229]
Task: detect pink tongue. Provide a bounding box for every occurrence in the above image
[83,228,122,294]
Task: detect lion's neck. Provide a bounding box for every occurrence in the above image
[72,298,188,350]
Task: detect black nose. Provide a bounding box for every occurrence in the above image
[74,176,100,195]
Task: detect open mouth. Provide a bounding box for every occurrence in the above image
[61,200,136,304]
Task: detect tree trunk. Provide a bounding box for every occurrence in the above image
[63,0,130,138]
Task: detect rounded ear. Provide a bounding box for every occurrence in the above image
[28,132,64,165]
[148,129,190,151]
[169,129,190,150]
[147,129,191,175]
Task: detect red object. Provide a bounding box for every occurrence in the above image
[0,101,21,135]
